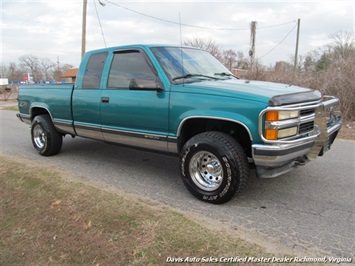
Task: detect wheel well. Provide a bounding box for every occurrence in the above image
[178,118,252,157]
[31,107,50,121]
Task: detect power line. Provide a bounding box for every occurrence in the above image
[104,0,296,31]
[258,23,297,60]
[93,0,107,47]
[257,20,297,30]
[93,0,299,62]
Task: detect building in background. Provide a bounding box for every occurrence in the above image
[61,68,78,83]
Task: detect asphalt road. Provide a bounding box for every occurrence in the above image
[1,110,354,258]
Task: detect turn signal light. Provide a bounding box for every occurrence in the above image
[265,129,278,140]
[265,111,278,121]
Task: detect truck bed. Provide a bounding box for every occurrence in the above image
[17,84,75,134]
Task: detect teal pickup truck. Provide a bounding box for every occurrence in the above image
[17,44,342,204]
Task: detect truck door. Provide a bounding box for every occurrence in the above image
[72,52,108,139]
[100,49,169,152]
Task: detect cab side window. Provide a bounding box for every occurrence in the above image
[82,52,108,89]
[108,50,157,90]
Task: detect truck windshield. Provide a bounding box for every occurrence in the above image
[151,47,233,84]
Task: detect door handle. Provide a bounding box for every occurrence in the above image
[101,97,110,103]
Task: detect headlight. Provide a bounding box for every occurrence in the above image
[265,110,299,121]
[277,127,298,139]
[264,110,300,140]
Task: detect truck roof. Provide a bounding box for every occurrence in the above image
[84,44,198,55]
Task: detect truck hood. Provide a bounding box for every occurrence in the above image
[173,79,322,106]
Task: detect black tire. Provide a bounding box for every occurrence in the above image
[31,114,63,156]
[180,131,249,204]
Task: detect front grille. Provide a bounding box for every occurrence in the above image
[300,108,315,116]
[299,121,314,134]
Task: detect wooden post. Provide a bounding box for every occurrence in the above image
[81,0,88,59]
[294,18,301,71]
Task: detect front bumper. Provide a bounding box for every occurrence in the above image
[252,96,342,178]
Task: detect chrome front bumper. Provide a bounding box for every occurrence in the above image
[252,96,342,178]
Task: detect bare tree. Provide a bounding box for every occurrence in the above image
[330,31,355,60]
[222,49,237,70]
[7,62,25,81]
[40,57,57,81]
[235,51,249,70]
[19,54,42,81]
[0,65,7,78]
[184,37,223,61]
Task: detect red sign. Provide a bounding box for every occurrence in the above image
[23,73,29,81]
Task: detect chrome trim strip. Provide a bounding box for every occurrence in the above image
[266,118,300,130]
[74,123,101,131]
[266,114,315,131]
[167,136,178,153]
[102,127,165,140]
[102,127,170,152]
[74,123,103,139]
[176,116,253,141]
[53,120,75,135]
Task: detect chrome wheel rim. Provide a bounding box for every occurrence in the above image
[33,124,46,149]
[189,151,223,191]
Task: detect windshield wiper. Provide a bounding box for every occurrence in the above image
[214,72,239,79]
[173,73,219,81]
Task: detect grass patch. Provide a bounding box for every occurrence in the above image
[7,106,19,111]
[1,105,18,111]
[0,156,296,265]
[0,102,18,111]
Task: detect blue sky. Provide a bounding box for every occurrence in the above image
[1,0,354,67]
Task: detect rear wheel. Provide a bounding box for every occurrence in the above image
[31,115,63,156]
[180,131,249,204]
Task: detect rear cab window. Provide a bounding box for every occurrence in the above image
[82,52,108,89]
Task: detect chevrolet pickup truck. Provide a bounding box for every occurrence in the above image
[17,44,342,204]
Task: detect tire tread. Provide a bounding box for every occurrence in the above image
[181,131,250,204]
[31,114,63,156]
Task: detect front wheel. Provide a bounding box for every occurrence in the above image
[31,115,63,156]
[180,132,249,204]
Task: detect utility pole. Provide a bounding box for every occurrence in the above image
[249,21,257,71]
[81,0,88,59]
[81,0,106,58]
[294,18,301,71]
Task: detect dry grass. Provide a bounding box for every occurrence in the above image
[338,122,355,140]
[0,156,282,266]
